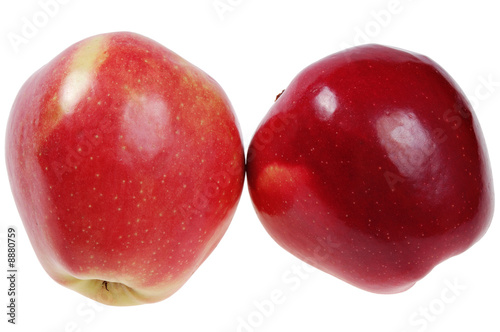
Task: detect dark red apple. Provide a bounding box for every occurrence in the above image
[6,32,245,305]
[247,44,494,293]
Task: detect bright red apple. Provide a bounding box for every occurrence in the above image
[6,32,245,305]
[247,44,494,294]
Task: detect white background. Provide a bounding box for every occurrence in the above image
[1,0,499,331]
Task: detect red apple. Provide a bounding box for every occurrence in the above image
[6,32,245,305]
[247,44,494,294]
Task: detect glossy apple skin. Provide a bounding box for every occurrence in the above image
[247,44,494,294]
[6,32,245,305]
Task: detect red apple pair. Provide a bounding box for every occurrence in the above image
[6,33,494,305]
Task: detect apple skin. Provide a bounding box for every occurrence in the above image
[6,32,245,305]
[247,44,494,294]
